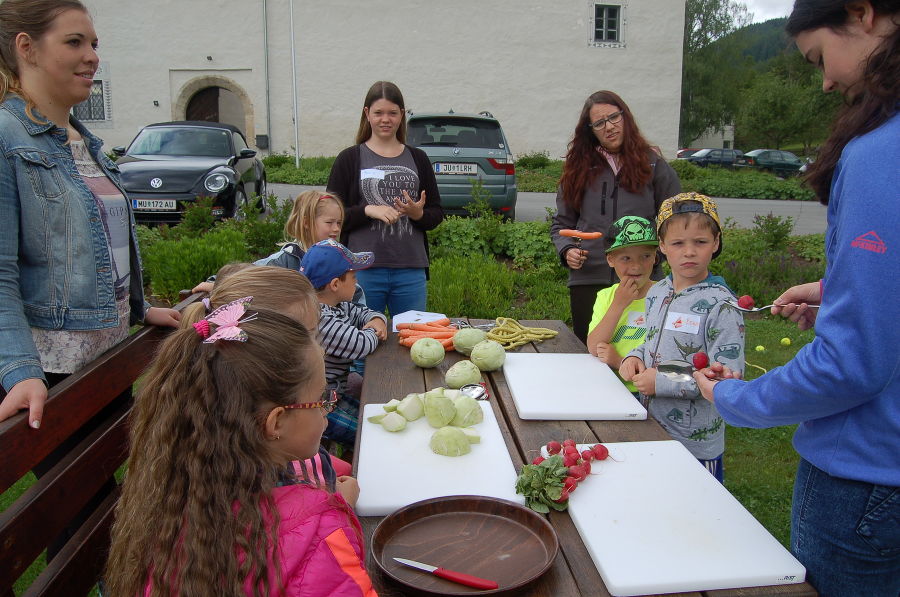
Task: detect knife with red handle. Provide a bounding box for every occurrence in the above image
[394,557,499,590]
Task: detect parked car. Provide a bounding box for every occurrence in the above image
[738,149,804,177]
[676,148,700,159]
[407,111,517,220]
[113,121,266,224]
[686,148,744,168]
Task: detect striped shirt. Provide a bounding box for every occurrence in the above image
[318,302,386,389]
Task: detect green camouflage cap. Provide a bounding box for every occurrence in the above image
[605,216,658,253]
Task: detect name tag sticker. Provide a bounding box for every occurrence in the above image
[627,311,647,328]
[361,168,385,180]
[663,311,701,334]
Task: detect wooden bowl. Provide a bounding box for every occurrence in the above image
[371,495,558,596]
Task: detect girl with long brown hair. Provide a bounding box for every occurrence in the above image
[550,91,680,343]
[695,2,899,594]
[106,304,375,597]
[327,81,444,316]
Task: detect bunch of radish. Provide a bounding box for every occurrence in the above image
[515,438,610,512]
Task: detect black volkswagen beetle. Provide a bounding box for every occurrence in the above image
[113,121,266,224]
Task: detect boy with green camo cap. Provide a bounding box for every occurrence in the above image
[586,215,660,394]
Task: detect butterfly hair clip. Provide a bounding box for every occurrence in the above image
[192,296,257,343]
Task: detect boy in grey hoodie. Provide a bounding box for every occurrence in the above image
[620,193,744,481]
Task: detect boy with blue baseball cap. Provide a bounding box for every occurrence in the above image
[300,239,387,447]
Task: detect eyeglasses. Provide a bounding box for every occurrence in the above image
[588,111,623,130]
[283,389,338,414]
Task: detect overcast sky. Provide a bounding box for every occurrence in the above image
[744,0,794,23]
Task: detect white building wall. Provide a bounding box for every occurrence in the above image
[84,0,684,159]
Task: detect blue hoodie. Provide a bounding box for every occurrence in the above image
[714,112,900,487]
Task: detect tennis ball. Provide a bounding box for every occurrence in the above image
[780,337,792,346]
[755,345,766,352]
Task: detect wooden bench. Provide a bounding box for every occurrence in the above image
[0,296,196,597]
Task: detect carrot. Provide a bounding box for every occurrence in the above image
[398,330,456,339]
[398,336,455,351]
[426,317,451,327]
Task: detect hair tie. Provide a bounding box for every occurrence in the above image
[202,297,212,311]
[193,319,210,339]
[318,194,332,202]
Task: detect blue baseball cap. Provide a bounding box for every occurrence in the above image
[299,239,374,289]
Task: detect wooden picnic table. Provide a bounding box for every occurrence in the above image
[355,319,816,597]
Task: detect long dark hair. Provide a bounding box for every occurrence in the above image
[106,308,319,597]
[0,0,88,105]
[355,80,407,145]
[558,90,654,211]
[786,0,899,204]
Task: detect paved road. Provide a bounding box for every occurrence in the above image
[270,184,828,235]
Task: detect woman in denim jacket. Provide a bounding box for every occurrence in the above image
[0,0,180,428]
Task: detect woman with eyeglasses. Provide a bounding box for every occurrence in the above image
[695,1,899,594]
[0,0,180,428]
[551,90,680,343]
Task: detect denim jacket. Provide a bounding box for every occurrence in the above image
[0,95,146,391]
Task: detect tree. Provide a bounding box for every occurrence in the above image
[735,51,840,153]
[679,0,753,147]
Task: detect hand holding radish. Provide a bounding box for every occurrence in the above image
[693,362,743,403]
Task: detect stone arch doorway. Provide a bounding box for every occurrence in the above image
[174,75,255,144]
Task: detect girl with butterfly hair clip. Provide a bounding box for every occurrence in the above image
[106,299,375,597]
[183,265,355,482]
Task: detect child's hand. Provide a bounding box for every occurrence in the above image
[613,277,642,305]
[191,281,214,294]
[632,367,657,396]
[594,342,622,368]
[145,307,181,328]
[619,356,645,381]
[394,190,426,221]
[364,318,387,340]
[336,475,360,508]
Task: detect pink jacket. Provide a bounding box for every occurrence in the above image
[267,484,377,597]
[143,485,377,597]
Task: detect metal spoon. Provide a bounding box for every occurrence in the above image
[459,383,489,400]
[727,301,821,313]
[657,360,695,383]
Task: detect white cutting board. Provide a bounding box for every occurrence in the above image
[503,353,646,420]
[560,440,806,596]
[355,402,523,516]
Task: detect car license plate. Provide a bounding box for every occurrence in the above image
[434,163,477,175]
[132,199,176,211]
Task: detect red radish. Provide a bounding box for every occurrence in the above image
[546,441,562,455]
[692,352,709,369]
[532,456,545,465]
[581,460,592,474]
[562,439,576,448]
[563,445,579,457]
[563,476,578,492]
[591,444,609,460]
[554,490,570,503]
[568,465,588,481]
[581,449,595,462]
[563,454,579,467]
[738,295,755,309]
